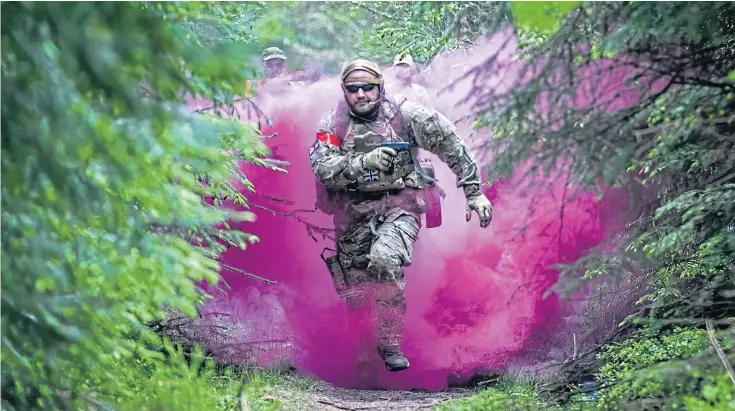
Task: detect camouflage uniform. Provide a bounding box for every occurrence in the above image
[309,96,482,354]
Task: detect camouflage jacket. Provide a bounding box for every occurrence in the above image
[309,97,482,198]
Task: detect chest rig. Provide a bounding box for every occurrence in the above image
[334,96,436,193]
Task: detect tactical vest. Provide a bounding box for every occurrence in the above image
[314,96,439,216]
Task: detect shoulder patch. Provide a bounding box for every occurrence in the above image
[316,132,340,147]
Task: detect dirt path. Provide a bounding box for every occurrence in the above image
[264,381,477,411]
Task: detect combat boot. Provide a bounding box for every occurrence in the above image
[378,346,409,372]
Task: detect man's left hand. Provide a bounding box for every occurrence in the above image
[465,194,493,228]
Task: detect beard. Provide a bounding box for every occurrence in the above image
[349,99,380,117]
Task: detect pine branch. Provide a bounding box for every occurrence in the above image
[219,262,277,284]
[705,318,735,386]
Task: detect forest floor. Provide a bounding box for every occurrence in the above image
[256,380,477,411]
[234,368,595,411]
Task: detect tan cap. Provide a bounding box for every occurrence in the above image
[262,47,287,61]
[393,53,415,67]
[340,58,382,85]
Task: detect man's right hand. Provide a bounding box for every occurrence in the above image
[465,193,493,228]
[362,147,398,172]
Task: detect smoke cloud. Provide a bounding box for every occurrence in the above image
[188,26,640,390]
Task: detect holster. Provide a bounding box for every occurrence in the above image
[321,247,347,294]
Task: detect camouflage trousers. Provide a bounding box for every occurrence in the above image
[332,209,420,349]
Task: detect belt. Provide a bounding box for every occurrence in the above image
[344,189,403,201]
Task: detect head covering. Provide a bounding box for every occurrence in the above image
[340,58,382,85]
[393,53,415,67]
[262,47,287,61]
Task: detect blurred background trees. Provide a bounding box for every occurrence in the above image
[2,1,265,409]
[252,1,506,73]
[473,2,735,409]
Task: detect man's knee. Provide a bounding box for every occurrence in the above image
[369,214,420,280]
[373,281,406,311]
[367,254,403,282]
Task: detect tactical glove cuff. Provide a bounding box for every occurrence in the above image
[462,183,482,198]
[343,153,367,180]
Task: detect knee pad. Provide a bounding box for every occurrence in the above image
[367,255,403,282]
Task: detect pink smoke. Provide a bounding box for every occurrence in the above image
[188,26,644,390]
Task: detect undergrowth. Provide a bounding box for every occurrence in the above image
[436,380,596,411]
[85,338,313,411]
[590,325,735,410]
[437,325,734,411]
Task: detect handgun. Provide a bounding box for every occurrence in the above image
[377,141,410,175]
[378,141,410,152]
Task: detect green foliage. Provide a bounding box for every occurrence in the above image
[236,368,315,411]
[683,373,735,411]
[1,1,265,408]
[510,1,581,55]
[91,342,243,410]
[488,0,735,317]
[250,1,504,72]
[485,0,735,409]
[357,1,505,64]
[592,327,735,410]
[184,2,263,45]
[510,1,581,35]
[595,328,708,409]
[436,380,594,411]
[91,345,312,411]
[249,1,364,73]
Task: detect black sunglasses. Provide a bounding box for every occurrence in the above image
[345,83,377,93]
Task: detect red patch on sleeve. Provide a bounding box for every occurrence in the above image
[316,132,340,147]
